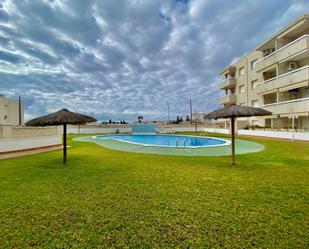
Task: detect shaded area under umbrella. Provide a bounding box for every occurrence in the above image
[26,109,97,164]
[204,104,272,165]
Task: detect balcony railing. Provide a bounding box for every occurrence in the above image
[219,94,236,104]
[255,65,309,93]
[277,34,309,62]
[255,34,309,72]
[219,77,236,89]
[255,51,277,72]
[261,97,309,115]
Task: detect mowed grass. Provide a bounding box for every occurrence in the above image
[0,133,308,248]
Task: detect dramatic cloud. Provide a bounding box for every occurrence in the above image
[1,0,309,121]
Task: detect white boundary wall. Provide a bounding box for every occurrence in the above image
[238,129,309,141]
[68,124,309,141]
[204,128,309,141]
[68,124,206,134]
[68,126,131,134]
[203,128,230,134]
[0,136,62,153]
[0,125,62,153]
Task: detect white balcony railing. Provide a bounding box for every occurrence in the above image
[255,34,309,71]
[219,94,236,104]
[261,97,309,115]
[218,77,236,89]
[256,65,309,93]
[277,34,309,53]
[261,97,309,107]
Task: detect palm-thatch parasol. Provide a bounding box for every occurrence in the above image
[204,104,272,165]
[26,109,97,164]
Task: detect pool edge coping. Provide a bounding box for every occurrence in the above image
[92,134,231,149]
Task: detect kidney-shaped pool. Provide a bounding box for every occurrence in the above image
[95,134,230,148]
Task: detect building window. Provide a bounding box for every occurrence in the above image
[251,79,259,90]
[4,115,8,120]
[239,85,245,93]
[252,100,259,107]
[251,59,258,70]
[239,67,245,76]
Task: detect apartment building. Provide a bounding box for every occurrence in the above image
[0,94,24,126]
[219,14,309,130]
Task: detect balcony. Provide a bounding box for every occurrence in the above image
[220,66,236,76]
[219,77,236,89]
[219,94,236,105]
[255,35,309,72]
[277,35,309,62]
[255,65,309,93]
[255,52,277,72]
[261,97,309,115]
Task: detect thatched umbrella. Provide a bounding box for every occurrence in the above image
[26,109,96,164]
[205,104,272,165]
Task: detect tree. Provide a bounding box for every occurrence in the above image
[185,115,191,122]
[109,120,112,124]
[137,116,143,123]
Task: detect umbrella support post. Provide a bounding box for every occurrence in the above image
[231,117,235,166]
[63,124,67,164]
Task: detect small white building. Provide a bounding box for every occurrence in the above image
[192,112,207,122]
[0,94,24,126]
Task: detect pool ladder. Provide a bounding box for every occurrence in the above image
[176,140,186,149]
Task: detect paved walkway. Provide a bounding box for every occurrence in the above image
[0,145,62,160]
[74,135,264,156]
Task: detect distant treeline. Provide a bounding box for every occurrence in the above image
[102,120,128,124]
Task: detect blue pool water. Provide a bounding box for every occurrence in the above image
[95,134,229,148]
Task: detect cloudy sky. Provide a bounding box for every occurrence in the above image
[1,0,309,121]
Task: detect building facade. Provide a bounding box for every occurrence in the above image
[191,112,207,122]
[219,14,309,130]
[0,94,24,126]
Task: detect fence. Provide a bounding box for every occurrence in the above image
[132,124,157,133]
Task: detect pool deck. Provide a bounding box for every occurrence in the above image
[74,135,264,156]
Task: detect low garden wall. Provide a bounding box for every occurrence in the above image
[0,125,62,153]
[204,128,309,141]
[67,124,131,134]
[67,124,206,134]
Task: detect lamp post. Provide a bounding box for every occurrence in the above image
[290,109,296,142]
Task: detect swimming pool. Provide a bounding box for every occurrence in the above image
[95,134,230,148]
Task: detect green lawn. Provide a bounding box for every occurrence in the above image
[0,133,308,248]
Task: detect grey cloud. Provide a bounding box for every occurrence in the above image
[0,0,309,121]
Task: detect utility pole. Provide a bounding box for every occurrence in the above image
[167,102,170,124]
[18,96,22,126]
[189,98,192,124]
